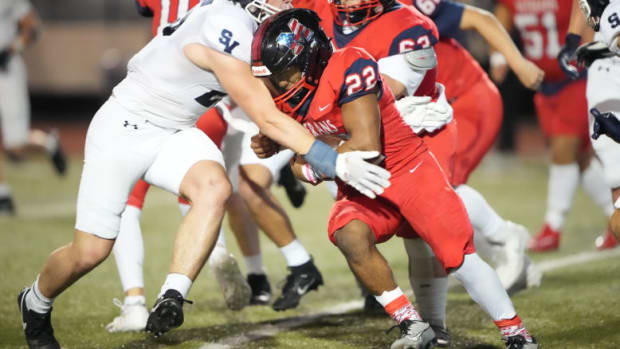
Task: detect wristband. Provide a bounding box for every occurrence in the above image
[490,52,507,67]
[303,140,337,179]
[564,33,582,50]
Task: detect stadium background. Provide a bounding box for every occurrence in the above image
[2,1,619,348]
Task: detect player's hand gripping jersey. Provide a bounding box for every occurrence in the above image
[293,0,440,98]
[113,0,256,129]
[499,0,573,82]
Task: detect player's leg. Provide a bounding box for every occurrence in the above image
[193,108,251,311]
[18,98,152,348]
[530,82,591,252]
[143,128,230,336]
[237,162,322,311]
[328,197,436,348]
[222,131,272,305]
[396,152,537,347]
[236,125,321,311]
[0,56,66,175]
[0,155,15,215]
[106,180,151,333]
[451,78,538,291]
[226,192,272,304]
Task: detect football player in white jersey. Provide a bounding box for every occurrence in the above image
[572,0,620,237]
[0,0,67,215]
[16,0,391,347]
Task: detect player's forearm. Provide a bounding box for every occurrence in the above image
[567,0,588,37]
[14,11,39,52]
[462,6,523,68]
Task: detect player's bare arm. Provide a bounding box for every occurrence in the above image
[10,8,39,55]
[490,2,513,83]
[183,43,315,155]
[336,94,382,154]
[462,5,544,89]
[380,74,406,99]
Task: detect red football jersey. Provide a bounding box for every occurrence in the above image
[297,47,426,173]
[499,0,572,82]
[293,0,439,98]
[435,39,485,101]
[136,0,201,36]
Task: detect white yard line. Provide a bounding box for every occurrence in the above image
[199,248,620,349]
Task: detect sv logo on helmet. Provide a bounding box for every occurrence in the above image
[275,19,314,56]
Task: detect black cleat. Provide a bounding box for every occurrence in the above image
[363,295,385,315]
[272,259,323,311]
[17,288,60,349]
[430,324,451,348]
[145,289,193,337]
[247,273,272,305]
[505,334,538,349]
[277,165,306,208]
[0,196,16,216]
[48,130,67,176]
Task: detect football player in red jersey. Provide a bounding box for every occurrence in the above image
[252,8,539,349]
[494,0,616,252]
[404,0,544,279]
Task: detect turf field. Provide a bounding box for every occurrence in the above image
[1,153,620,349]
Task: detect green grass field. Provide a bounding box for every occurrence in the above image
[1,154,620,349]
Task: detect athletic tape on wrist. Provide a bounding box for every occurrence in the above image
[303,140,337,179]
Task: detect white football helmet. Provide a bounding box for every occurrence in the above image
[244,0,292,23]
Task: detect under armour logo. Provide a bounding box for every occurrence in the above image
[123,120,138,130]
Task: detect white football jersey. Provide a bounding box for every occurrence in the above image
[0,0,31,49]
[113,0,257,129]
[598,0,620,52]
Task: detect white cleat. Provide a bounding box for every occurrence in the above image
[105,298,149,333]
[390,320,437,349]
[495,222,530,292]
[210,253,252,311]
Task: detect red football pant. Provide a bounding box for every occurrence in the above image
[451,76,503,185]
[423,119,458,185]
[328,151,475,272]
[126,107,228,208]
[534,79,590,146]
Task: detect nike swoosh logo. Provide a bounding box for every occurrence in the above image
[296,283,312,295]
[318,104,331,112]
[409,160,424,174]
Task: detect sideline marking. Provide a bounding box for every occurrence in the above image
[199,248,620,349]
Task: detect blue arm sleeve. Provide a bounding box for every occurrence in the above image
[431,0,465,39]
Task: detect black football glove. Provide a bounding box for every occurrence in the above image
[576,41,616,68]
[0,48,11,72]
[591,108,620,143]
[557,33,581,79]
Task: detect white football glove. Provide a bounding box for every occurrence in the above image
[335,151,391,199]
[395,83,453,134]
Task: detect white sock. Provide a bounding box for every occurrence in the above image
[208,227,230,267]
[244,253,266,275]
[159,273,192,298]
[452,253,516,321]
[0,182,11,197]
[375,287,406,306]
[455,185,507,244]
[178,202,191,216]
[25,277,54,314]
[124,295,146,306]
[545,163,579,231]
[403,239,447,327]
[113,205,144,292]
[279,239,311,267]
[582,159,615,217]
